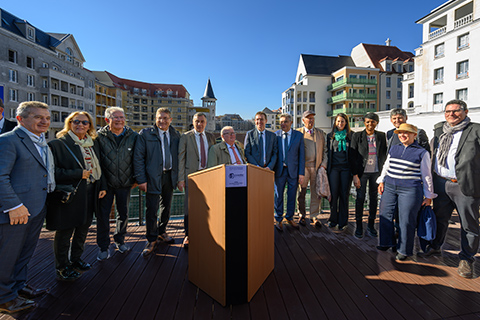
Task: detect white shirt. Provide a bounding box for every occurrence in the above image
[158,128,171,171]
[434,130,462,180]
[0,117,4,131]
[281,129,292,159]
[227,143,243,165]
[194,129,209,170]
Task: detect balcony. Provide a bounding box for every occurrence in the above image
[327,92,377,104]
[327,78,377,91]
[429,26,446,40]
[455,13,473,29]
[327,107,376,117]
[404,72,415,81]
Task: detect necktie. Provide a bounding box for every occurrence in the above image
[231,146,242,164]
[283,132,288,166]
[199,133,207,168]
[163,132,171,170]
[259,132,264,166]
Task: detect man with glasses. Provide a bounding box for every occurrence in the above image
[423,100,480,279]
[207,126,245,167]
[96,107,138,260]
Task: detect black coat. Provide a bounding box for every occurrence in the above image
[350,130,388,177]
[326,132,355,175]
[46,134,106,230]
[1,118,17,134]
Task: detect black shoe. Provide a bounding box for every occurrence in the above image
[354,228,363,239]
[56,267,81,281]
[367,226,378,237]
[418,245,442,257]
[327,221,336,228]
[396,253,410,261]
[71,260,91,271]
[376,245,396,252]
[313,218,322,228]
[18,285,49,299]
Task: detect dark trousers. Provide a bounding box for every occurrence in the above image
[0,206,46,304]
[97,187,131,250]
[274,168,298,222]
[379,182,423,256]
[355,172,380,227]
[54,184,94,270]
[328,166,352,228]
[145,170,174,242]
[432,175,480,262]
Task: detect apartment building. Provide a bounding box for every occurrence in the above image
[0,8,96,138]
[262,107,281,131]
[92,71,125,128]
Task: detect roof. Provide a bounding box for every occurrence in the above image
[359,43,414,71]
[301,54,356,76]
[415,0,456,23]
[202,79,216,100]
[104,71,189,98]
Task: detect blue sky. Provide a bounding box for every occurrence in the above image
[3,0,445,119]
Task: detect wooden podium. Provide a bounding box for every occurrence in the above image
[188,164,274,306]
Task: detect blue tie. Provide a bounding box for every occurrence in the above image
[259,132,264,166]
[283,132,288,166]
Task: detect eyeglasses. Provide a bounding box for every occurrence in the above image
[223,132,236,135]
[111,116,125,120]
[71,120,90,125]
[444,109,463,115]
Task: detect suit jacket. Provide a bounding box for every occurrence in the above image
[0,118,17,134]
[326,132,355,174]
[274,130,305,179]
[351,130,387,177]
[46,134,107,230]
[387,127,431,153]
[207,141,246,168]
[0,127,48,224]
[297,127,327,170]
[432,121,480,197]
[134,125,181,194]
[244,129,278,170]
[178,129,216,181]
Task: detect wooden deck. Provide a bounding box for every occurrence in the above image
[1,211,480,320]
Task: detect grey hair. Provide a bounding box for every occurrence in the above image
[279,113,292,122]
[105,107,125,119]
[221,126,234,136]
[445,99,468,111]
[16,101,49,118]
[389,108,406,118]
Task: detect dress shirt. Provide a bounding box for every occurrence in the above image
[227,143,243,165]
[257,129,266,165]
[434,130,462,180]
[194,130,209,170]
[0,117,4,132]
[158,128,171,171]
[281,128,292,158]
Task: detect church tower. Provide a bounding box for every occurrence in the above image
[201,78,216,131]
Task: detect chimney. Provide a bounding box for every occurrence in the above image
[385,38,391,46]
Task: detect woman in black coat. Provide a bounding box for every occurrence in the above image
[47,111,106,281]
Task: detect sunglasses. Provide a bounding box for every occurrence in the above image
[71,120,90,125]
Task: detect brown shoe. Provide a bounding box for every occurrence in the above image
[275,221,283,232]
[458,260,473,278]
[183,236,189,249]
[158,233,175,244]
[142,241,158,257]
[18,284,49,299]
[0,296,36,314]
[286,219,299,229]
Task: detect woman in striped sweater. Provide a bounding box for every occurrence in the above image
[376,123,436,260]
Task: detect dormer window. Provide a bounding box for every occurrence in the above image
[27,27,35,41]
[65,47,74,62]
[386,62,391,72]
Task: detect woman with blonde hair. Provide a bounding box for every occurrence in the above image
[47,111,106,281]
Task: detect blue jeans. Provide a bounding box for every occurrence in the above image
[379,182,423,256]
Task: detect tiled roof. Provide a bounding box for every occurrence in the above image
[301,54,356,76]
[360,43,414,71]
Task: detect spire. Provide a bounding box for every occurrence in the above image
[202,78,216,100]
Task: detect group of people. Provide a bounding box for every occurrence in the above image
[0,97,479,314]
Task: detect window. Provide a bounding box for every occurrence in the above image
[65,47,73,62]
[359,75,367,79]
[177,108,182,112]
[397,77,402,88]
[386,62,391,72]
[9,70,18,83]
[434,43,445,58]
[397,91,402,99]
[369,89,376,94]
[370,75,377,80]
[349,74,357,78]
[386,77,391,87]
[43,95,48,104]
[386,104,391,110]
[26,56,34,69]
[336,75,344,82]
[434,67,444,84]
[397,64,403,73]
[434,93,443,105]
[397,104,402,109]
[8,50,17,63]
[42,62,48,68]
[456,88,468,101]
[458,33,469,50]
[27,27,35,40]
[457,60,469,79]
[409,65,413,72]
[9,89,18,102]
[386,91,391,99]
[27,75,35,87]
[42,79,48,88]
[408,84,414,98]
[27,92,35,101]
[177,115,182,120]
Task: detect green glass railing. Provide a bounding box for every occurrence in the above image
[327,78,378,91]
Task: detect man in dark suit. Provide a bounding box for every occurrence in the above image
[177,112,216,248]
[244,111,277,170]
[274,114,305,231]
[0,101,53,313]
[0,98,17,134]
[351,113,387,239]
[423,100,480,279]
[386,108,430,153]
[134,107,181,257]
[207,126,246,167]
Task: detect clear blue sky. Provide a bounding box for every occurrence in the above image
[3,0,445,119]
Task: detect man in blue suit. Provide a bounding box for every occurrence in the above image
[245,111,278,170]
[0,101,53,313]
[0,98,17,134]
[274,114,305,231]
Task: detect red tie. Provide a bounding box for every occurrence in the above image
[231,146,242,164]
[199,133,207,168]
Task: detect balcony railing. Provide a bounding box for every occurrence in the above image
[327,92,377,104]
[327,107,376,117]
[327,78,377,91]
[455,13,473,29]
[429,26,446,40]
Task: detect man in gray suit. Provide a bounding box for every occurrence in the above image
[207,126,246,167]
[244,111,277,170]
[0,98,17,134]
[134,107,181,257]
[177,112,215,248]
[0,101,53,313]
[423,100,480,279]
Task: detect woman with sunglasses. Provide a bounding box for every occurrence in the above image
[47,111,106,281]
